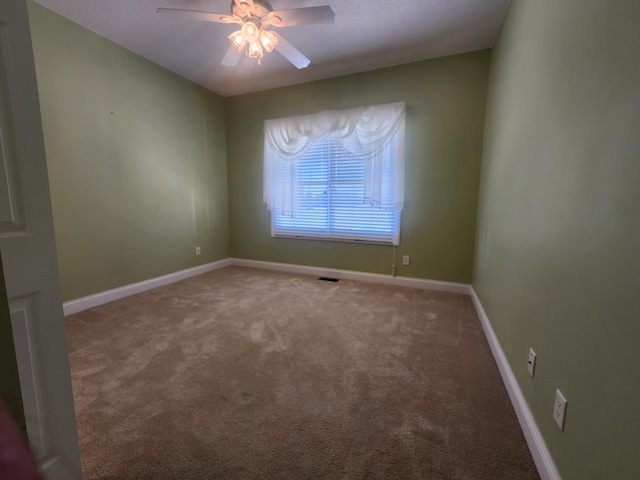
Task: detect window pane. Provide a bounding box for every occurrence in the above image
[272,136,400,245]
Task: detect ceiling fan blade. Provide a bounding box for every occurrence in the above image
[221,44,243,67]
[273,32,310,69]
[265,6,335,27]
[156,8,239,24]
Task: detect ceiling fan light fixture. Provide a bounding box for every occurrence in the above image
[241,20,260,43]
[247,40,263,59]
[229,30,246,50]
[259,29,278,52]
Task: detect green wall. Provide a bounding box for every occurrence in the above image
[226,51,490,283]
[474,1,640,479]
[28,1,489,294]
[27,2,230,301]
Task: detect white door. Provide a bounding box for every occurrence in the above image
[0,0,81,478]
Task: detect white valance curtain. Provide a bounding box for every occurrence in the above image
[263,101,406,215]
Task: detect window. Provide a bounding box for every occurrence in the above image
[272,136,400,244]
[264,102,406,246]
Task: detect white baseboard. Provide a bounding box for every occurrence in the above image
[62,259,232,316]
[469,287,560,480]
[230,258,471,295]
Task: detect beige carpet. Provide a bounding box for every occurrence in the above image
[66,266,539,479]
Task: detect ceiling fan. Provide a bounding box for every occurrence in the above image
[157,0,335,69]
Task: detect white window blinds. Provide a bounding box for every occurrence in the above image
[264,102,406,245]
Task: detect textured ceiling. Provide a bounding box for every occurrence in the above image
[33,0,510,97]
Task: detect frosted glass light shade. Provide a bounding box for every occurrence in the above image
[259,29,278,52]
[241,21,259,43]
[247,41,263,58]
[229,30,246,50]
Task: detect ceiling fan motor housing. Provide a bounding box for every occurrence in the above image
[231,0,273,20]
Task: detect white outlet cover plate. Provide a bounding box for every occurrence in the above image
[553,388,568,431]
[527,348,536,377]
[402,255,409,266]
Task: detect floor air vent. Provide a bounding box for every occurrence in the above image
[318,277,339,282]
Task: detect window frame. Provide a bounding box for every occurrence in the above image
[270,135,402,246]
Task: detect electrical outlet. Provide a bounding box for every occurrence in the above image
[195,246,201,256]
[402,255,410,266]
[553,389,567,431]
[527,348,536,377]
